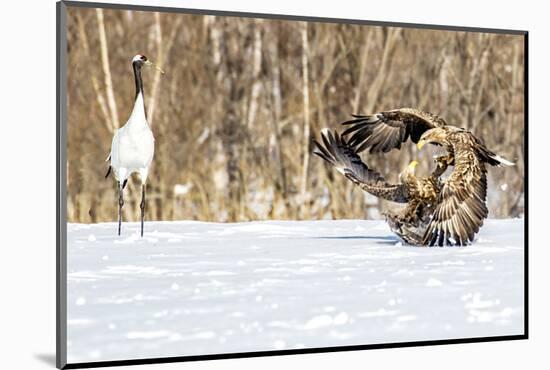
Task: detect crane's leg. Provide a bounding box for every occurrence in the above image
[139,168,149,238]
[140,184,146,237]
[118,181,124,236]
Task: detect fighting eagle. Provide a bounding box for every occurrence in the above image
[316,108,514,246]
[313,129,448,244]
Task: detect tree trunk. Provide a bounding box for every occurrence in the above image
[96,8,119,130]
[299,22,311,216]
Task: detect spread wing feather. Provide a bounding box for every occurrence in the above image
[313,129,410,203]
[422,140,489,246]
[341,108,446,153]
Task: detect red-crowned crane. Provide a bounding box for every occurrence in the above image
[105,54,164,237]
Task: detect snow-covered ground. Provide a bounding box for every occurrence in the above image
[67,219,525,363]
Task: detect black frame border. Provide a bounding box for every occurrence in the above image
[56,1,529,369]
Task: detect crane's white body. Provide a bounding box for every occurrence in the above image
[109,92,154,184]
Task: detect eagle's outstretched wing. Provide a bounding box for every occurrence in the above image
[313,129,409,203]
[422,138,489,246]
[341,108,447,153]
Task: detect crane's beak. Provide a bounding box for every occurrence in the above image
[144,60,165,74]
[408,160,419,171]
[417,140,426,150]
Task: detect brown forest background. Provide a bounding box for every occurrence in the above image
[66,7,525,223]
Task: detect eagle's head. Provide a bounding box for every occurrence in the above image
[399,160,419,183]
[417,128,448,150]
[406,160,419,173]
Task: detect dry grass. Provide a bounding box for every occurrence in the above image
[65,7,525,223]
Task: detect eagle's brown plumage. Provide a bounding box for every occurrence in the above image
[341,108,447,153]
[339,108,514,246]
[313,129,447,244]
[420,128,492,246]
[313,129,409,203]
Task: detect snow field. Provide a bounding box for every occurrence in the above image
[67,219,524,363]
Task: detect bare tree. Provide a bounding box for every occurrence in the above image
[96,8,119,130]
[299,22,311,215]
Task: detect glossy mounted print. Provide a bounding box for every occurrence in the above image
[56,1,528,368]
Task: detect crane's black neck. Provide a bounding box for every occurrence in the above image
[133,62,144,99]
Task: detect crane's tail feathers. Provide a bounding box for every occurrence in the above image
[105,154,112,178]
